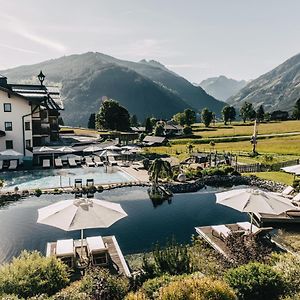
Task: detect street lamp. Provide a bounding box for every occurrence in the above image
[37,70,45,85]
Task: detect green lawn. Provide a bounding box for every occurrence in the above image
[243,172,294,185]
[192,120,300,138]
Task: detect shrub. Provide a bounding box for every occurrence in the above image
[52,281,90,300]
[125,291,149,300]
[80,267,129,300]
[225,262,286,300]
[141,273,203,299]
[34,189,42,197]
[0,251,69,298]
[183,126,193,135]
[158,276,236,300]
[225,233,274,265]
[272,253,300,293]
[0,295,22,300]
[152,239,193,275]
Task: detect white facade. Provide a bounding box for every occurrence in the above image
[0,89,33,157]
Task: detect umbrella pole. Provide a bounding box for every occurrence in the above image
[250,212,253,233]
[81,229,84,258]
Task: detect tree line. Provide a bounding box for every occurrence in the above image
[87,97,300,131]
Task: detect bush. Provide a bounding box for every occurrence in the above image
[0,251,69,298]
[225,262,286,300]
[141,273,203,299]
[80,268,129,300]
[52,281,90,300]
[158,276,236,300]
[183,126,193,135]
[152,239,193,276]
[34,189,42,197]
[272,253,300,293]
[125,291,149,300]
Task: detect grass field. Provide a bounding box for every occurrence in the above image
[244,172,295,185]
[192,120,300,138]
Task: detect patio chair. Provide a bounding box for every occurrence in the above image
[74,179,83,198]
[237,222,273,237]
[86,236,108,266]
[211,225,231,240]
[108,156,118,166]
[68,158,77,168]
[42,159,50,168]
[85,157,95,167]
[93,156,104,167]
[56,239,75,268]
[55,158,63,168]
[8,160,18,170]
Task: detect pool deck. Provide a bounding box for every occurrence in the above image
[46,235,131,277]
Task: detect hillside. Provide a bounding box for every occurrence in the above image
[1,52,225,126]
[198,75,247,101]
[227,52,300,111]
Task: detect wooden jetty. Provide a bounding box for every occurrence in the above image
[46,235,131,277]
[254,210,300,226]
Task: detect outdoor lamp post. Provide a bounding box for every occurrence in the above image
[37,70,45,85]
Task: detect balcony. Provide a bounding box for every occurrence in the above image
[32,120,50,136]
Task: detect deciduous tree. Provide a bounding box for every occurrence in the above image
[201,108,213,127]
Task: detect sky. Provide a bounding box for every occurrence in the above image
[0,0,299,82]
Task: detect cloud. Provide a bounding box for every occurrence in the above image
[16,30,66,52]
[120,39,180,59]
[166,63,210,69]
[0,43,38,54]
[0,13,66,53]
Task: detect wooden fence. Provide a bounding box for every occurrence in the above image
[235,159,300,173]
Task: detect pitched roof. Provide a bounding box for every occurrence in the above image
[143,135,166,144]
[9,84,63,110]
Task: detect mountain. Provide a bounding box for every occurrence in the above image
[1,52,225,126]
[198,75,248,101]
[227,53,300,111]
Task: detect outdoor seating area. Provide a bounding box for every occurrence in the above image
[196,221,274,257]
[46,235,130,275]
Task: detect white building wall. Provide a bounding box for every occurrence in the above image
[0,90,33,157]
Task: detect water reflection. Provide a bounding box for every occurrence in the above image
[0,186,248,264]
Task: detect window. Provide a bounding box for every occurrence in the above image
[4,122,12,131]
[6,140,13,149]
[25,121,31,131]
[25,139,31,149]
[4,103,11,112]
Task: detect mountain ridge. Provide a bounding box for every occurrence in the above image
[1,52,225,126]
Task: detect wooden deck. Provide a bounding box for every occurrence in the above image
[195,223,239,258]
[46,235,131,277]
[254,211,300,226]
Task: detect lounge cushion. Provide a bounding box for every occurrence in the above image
[56,239,74,256]
[86,236,106,252]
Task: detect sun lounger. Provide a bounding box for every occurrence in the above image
[292,193,300,202]
[236,221,260,234]
[8,160,18,170]
[85,157,95,167]
[55,158,63,168]
[42,159,50,168]
[93,156,104,167]
[282,186,294,196]
[211,225,231,240]
[108,156,118,166]
[86,236,108,266]
[56,239,75,268]
[68,158,77,168]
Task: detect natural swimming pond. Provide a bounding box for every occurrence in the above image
[0,186,248,264]
[0,167,135,191]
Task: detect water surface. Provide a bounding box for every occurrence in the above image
[0,186,248,264]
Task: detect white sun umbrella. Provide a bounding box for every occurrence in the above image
[104,145,121,151]
[281,164,300,175]
[83,145,103,153]
[100,150,119,157]
[37,198,127,256]
[0,149,23,156]
[216,188,297,232]
[58,146,75,153]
